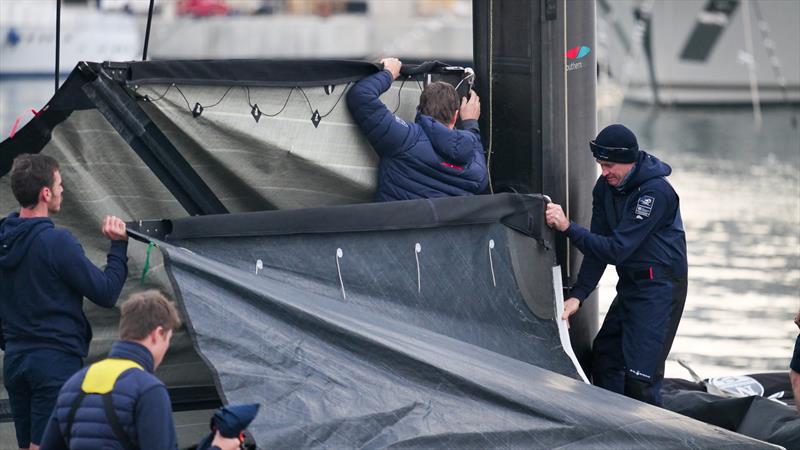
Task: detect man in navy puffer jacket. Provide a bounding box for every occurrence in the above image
[39,290,182,450]
[347,57,488,201]
[546,124,687,406]
[0,154,128,450]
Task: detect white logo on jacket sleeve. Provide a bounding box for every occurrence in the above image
[635,195,654,219]
[394,116,408,127]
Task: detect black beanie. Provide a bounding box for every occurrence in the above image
[589,124,639,163]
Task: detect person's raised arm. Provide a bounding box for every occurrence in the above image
[381,57,401,81]
[459,89,481,133]
[53,215,128,308]
[346,57,413,158]
[440,89,485,169]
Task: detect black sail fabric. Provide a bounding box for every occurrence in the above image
[0,59,409,445]
[138,195,776,449]
[0,60,783,448]
[0,59,502,446]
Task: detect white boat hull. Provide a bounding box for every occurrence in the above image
[600,0,800,105]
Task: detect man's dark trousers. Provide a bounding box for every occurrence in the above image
[3,348,82,448]
[591,270,687,406]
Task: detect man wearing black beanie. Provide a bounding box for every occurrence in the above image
[545,124,688,406]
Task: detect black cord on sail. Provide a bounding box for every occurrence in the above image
[142,0,156,61]
[55,0,61,93]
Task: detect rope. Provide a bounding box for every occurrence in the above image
[741,0,763,130]
[146,83,352,122]
[335,248,346,300]
[414,243,422,293]
[391,77,408,114]
[488,239,496,287]
[751,0,797,127]
[140,241,156,285]
[203,85,235,108]
[317,83,352,118]
[8,109,38,139]
[246,86,296,117]
[297,87,315,113]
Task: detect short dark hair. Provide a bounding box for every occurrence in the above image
[119,290,182,341]
[10,154,60,208]
[418,81,460,125]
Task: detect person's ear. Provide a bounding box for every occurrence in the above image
[150,326,165,343]
[451,110,459,127]
[39,186,51,204]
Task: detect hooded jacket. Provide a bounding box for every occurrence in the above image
[567,151,687,302]
[0,212,128,356]
[39,340,178,450]
[346,69,488,201]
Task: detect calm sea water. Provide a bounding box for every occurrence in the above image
[2,79,799,380]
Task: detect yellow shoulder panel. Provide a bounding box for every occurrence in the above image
[81,358,144,394]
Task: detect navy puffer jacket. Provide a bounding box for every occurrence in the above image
[40,341,178,450]
[347,69,489,201]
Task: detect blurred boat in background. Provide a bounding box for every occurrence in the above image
[0,0,140,76]
[597,0,800,105]
[3,0,797,107]
[0,0,472,77]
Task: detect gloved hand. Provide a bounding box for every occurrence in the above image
[197,403,260,450]
[212,403,260,438]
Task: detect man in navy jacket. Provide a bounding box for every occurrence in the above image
[41,291,241,450]
[545,124,688,406]
[40,290,182,449]
[0,154,128,449]
[346,57,488,201]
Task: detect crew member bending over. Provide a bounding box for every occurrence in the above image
[546,124,688,406]
[347,57,488,201]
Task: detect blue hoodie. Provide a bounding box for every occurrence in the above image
[0,212,128,357]
[40,340,178,450]
[346,69,489,201]
[567,151,688,302]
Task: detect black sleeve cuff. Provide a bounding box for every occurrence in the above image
[460,119,480,133]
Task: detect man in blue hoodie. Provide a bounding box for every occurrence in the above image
[0,154,129,449]
[545,124,688,406]
[346,57,488,201]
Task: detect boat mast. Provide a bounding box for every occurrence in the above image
[55,0,61,93]
[142,0,155,61]
[473,0,598,370]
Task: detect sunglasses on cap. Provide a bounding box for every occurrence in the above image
[589,140,634,159]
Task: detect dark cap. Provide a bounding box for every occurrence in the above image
[589,124,639,163]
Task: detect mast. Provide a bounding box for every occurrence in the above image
[473,0,598,370]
